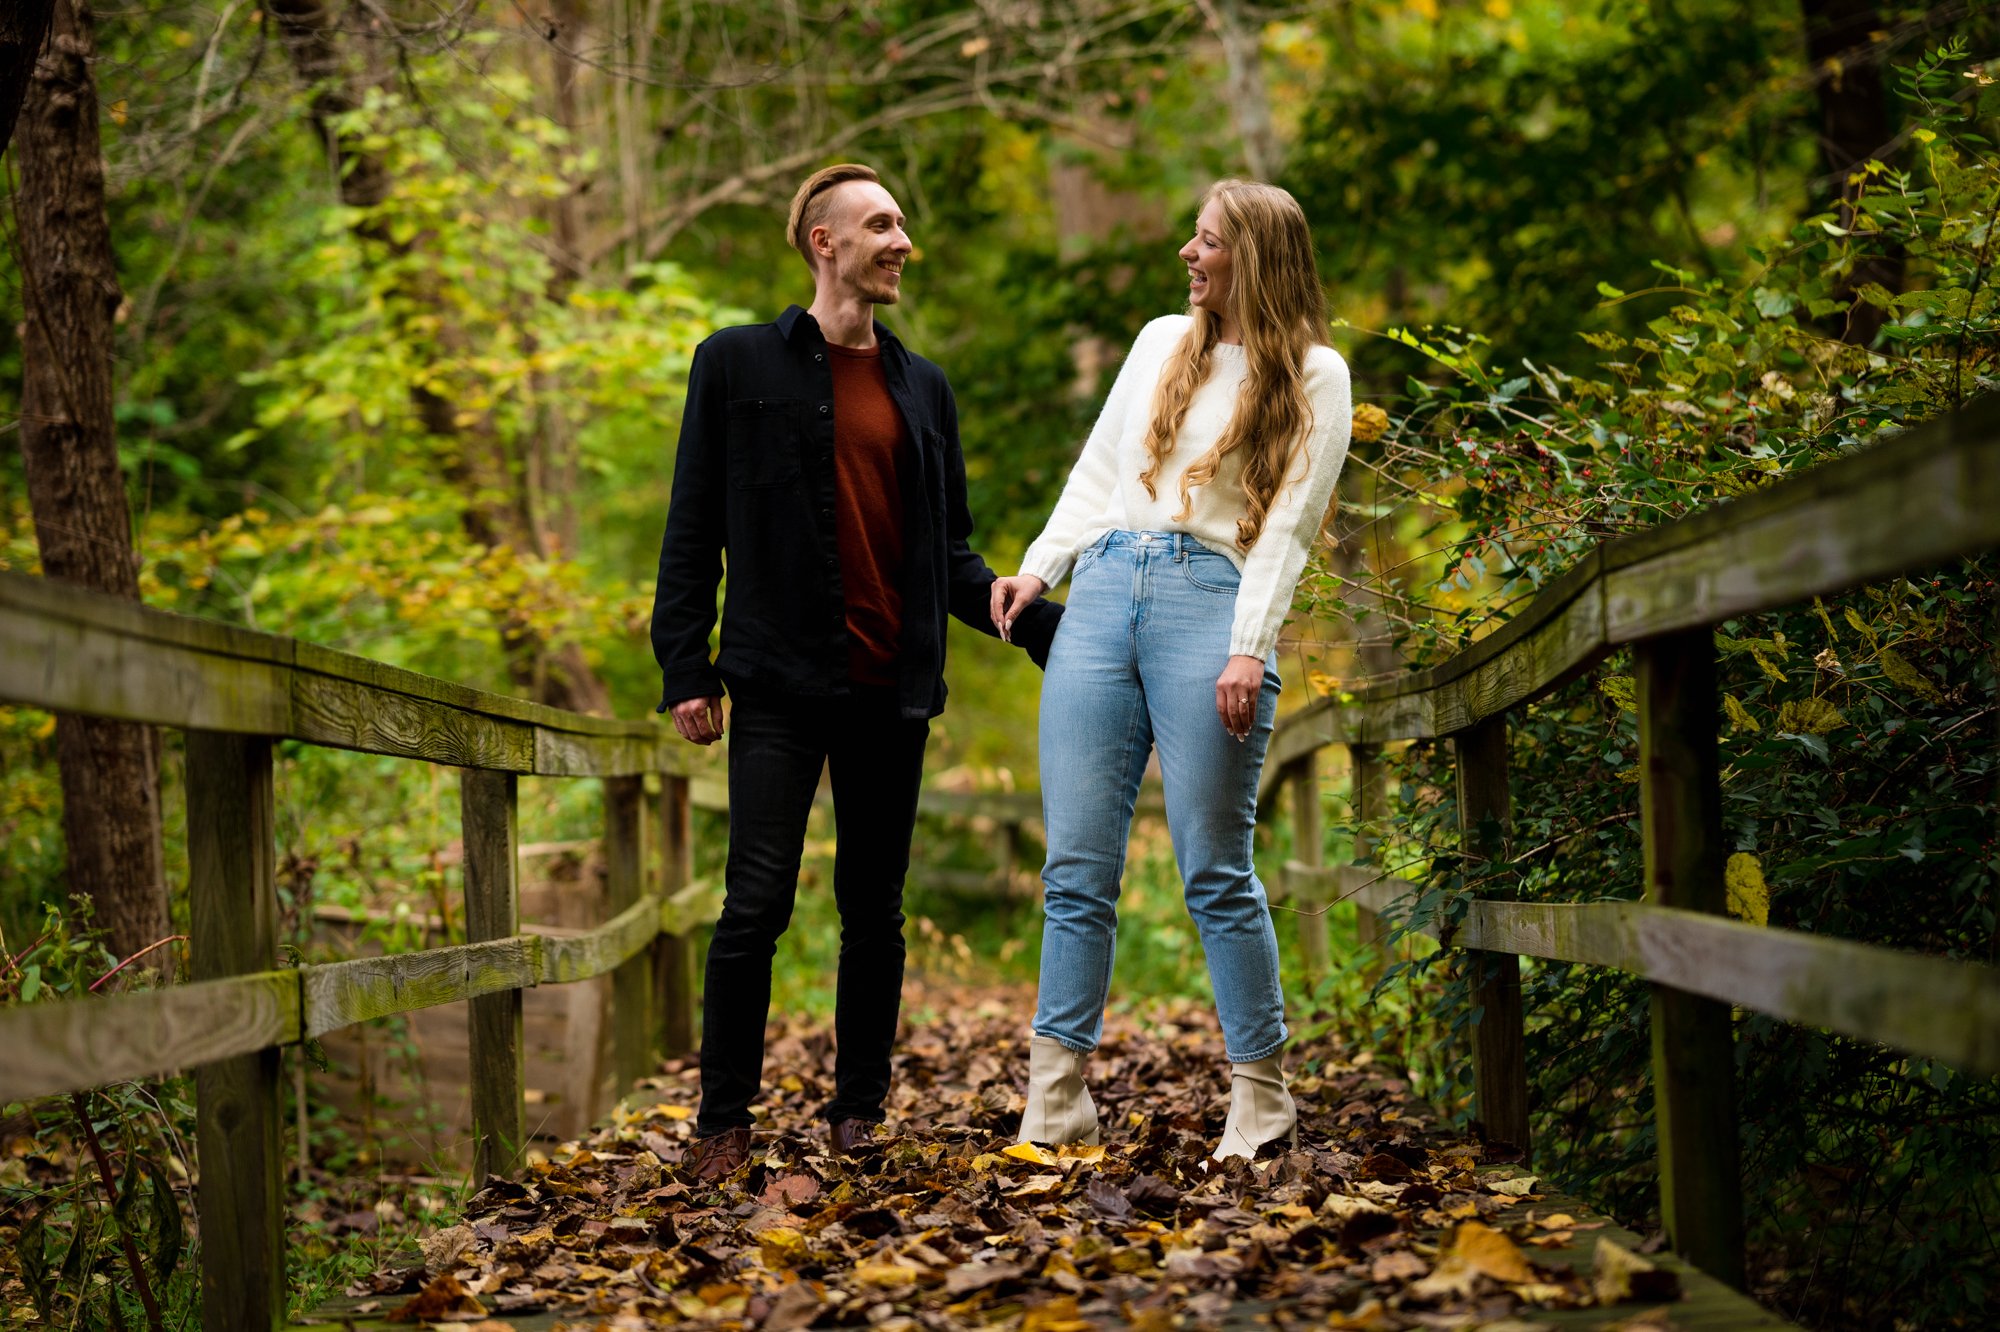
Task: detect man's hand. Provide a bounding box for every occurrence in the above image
[1216,655,1265,741]
[990,574,1047,644]
[670,695,726,745]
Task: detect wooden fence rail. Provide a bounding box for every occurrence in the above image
[0,568,720,1332]
[1257,395,2000,1292]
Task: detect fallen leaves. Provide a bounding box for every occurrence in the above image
[351,983,1692,1329]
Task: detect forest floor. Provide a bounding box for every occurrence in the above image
[310,981,1734,1331]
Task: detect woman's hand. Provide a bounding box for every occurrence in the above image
[990,574,1047,644]
[1215,655,1266,740]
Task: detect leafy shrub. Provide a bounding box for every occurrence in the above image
[1303,44,2000,1329]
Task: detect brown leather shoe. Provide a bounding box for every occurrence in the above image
[829,1117,882,1156]
[687,1127,752,1182]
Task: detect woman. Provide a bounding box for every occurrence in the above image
[990,180,1351,1161]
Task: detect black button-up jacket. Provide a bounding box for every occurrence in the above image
[651,306,1063,720]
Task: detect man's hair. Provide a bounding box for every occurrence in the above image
[786,164,881,269]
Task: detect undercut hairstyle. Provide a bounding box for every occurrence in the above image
[786,164,881,270]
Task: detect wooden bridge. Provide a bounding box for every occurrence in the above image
[2,399,1997,1330]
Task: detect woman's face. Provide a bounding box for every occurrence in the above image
[1179,199,1233,319]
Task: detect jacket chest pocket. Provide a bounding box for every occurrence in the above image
[727,397,802,488]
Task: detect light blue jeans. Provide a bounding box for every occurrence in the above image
[1033,531,1288,1063]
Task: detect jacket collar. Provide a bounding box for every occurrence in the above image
[777,304,907,364]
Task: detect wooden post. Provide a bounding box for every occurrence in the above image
[1287,753,1330,976]
[1454,717,1529,1155]
[1350,743,1388,954]
[461,768,524,1181]
[656,773,700,1057]
[604,775,655,1087]
[1637,629,1746,1289]
[186,730,282,1332]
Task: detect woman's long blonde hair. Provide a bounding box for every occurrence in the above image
[1138,179,1329,551]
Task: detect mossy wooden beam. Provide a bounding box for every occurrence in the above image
[187,730,285,1332]
[1278,875,2000,1078]
[463,769,525,1181]
[1455,718,1529,1155]
[657,775,701,1056]
[660,877,727,939]
[605,776,657,1085]
[0,570,702,777]
[1262,399,2000,763]
[1284,756,1330,974]
[538,894,664,985]
[0,970,302,1101]
[300,936,543,1037]
[1638,630,1745,1289]
[1350,745,1389,956]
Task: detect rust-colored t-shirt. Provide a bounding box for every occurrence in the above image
[827,343,908,685]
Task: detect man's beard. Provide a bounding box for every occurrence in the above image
[845,251,901,304]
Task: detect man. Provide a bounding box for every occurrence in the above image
[652,164,1063,1181]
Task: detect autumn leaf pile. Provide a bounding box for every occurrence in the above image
[346,987,1682,1330]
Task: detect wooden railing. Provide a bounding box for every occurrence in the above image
[0,560,1164,1330]
[0,570,725,1332]
[1256,395,2000,1290]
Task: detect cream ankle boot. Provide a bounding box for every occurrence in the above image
[1210,1053,1298,1162]
[1016,1035,1101,1146]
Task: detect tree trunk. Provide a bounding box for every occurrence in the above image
[1801,0,1904,344]
[266,0,390,212]
[15,0,171,974]
[1209,0,1280,181]
[268,0,613,716]
[0,0,56,159]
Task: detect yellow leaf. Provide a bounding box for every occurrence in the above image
[758,1228,809,1267]
[1597,675,1637,715]
[1001,1142,1058,1166]
[1722,693,1761,734]
[1448,1220,1537,1282]
[648,1103,693,1120]
[1844,606,1879,646]
[1055,1144,1106,1164]
[1776,697,1844,735]
[1008,1173,1067,1197]
[852,1259,924,1287]
[1876,646,1944,703]
[1350,402,1392,444]
[107,99,127,126]
[1725,852,1769,926]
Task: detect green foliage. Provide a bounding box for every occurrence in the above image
[1307,46,2000,1325]
[0,903,196,1332]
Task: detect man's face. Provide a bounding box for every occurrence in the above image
[815,181,912,305]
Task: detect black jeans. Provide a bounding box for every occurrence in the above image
[695,684,930,1135]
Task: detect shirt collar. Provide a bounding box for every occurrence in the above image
[778,304,905,362]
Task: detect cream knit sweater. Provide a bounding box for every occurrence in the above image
[1019,315,1352,660]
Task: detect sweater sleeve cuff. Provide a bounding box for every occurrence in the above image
[1019,545,1073,592]
[1228,628,1278,661]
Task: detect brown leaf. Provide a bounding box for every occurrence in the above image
[386,1273,488,1323]
[1358,1152,1414,1181]
[1083,1173,1134,1221]
[757,1173,821,1210]
[1369,1249,1429,1282]
[1593,1236,1683,1305]
[944,1260,1024,1296]
[758,1279,824,1331]
[1124,1173,1181,1216]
